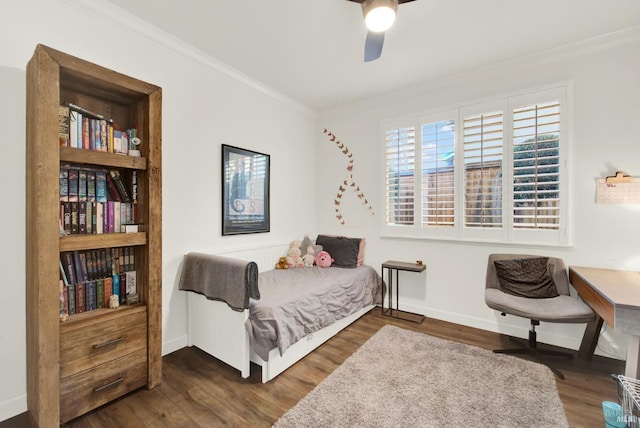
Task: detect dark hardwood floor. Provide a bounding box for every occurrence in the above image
[3,311,623,427]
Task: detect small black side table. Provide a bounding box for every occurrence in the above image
[381,260,426,323]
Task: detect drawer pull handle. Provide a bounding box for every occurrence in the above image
[93,337,124,349]
[93,376,125,393]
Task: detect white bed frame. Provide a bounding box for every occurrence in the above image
[185,243,376,383]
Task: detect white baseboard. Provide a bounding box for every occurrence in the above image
[398,300,625,360]
[0,394,26,423]
[163,334,189,356]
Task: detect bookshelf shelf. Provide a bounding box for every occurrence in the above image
[26,44,162,426]
[59,232,147,252]
[60,146,148,170]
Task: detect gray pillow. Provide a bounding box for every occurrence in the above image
[494,257,559,298]
[315,235,361,268]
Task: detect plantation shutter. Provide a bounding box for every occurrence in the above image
[512,101,561,230]
[463,111,504,228]
[421,120,455,226]
[385,126,416,226]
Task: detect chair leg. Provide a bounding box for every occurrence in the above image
[493,320,573,379]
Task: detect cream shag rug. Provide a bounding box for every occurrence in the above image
[274,325,568,428]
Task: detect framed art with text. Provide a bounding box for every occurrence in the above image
[222,144,270,235]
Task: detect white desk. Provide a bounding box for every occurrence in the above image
[569,266,640,378]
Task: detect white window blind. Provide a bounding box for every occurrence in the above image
[463,111,503,228]
[381,83,569,245]
[512,101,561,230]
[385,126,416,226]
[421,120,455,227]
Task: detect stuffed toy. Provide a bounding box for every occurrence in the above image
[109,294,120,309]
[315,250,334,268]
[275,256,289,269]
[286,240,304,268]
[302,245,316,267]
[299,234,322,256]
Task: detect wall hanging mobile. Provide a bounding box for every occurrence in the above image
[323,128,374,224]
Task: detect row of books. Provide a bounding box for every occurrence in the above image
[60,272,136,315]
[60,166,137,204]
[59,247,137,316]
[58,103,139,154]
[60,200,137,235]
[60,247,136,285]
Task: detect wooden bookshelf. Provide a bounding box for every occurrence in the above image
[26,44,162,426]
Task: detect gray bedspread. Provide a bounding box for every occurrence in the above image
[245,265,384,361]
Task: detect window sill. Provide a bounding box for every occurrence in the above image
[379,233,574,250]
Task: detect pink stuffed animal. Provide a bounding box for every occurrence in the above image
[315,250,333,267]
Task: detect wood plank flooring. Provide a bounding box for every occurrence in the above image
[2,311,624,427]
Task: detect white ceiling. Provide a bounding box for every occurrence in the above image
[106,0,640,111]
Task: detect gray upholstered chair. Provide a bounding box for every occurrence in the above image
[485,254,595,379]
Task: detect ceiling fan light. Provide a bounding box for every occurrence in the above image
[363,0,398,32]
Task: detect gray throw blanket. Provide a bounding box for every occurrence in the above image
[179,252,260,311]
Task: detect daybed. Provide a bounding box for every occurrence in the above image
[179,239,384,383]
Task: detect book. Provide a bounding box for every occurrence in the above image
[96,279,104,309]
[78,169,87,202]
[86,250,96,281]
[67,168,79,202]
[125,271,137,296]
[103,276,113,308]
[96,170,107,203]
[105,173,122,202]
[86,281,97,311]
[100,119,108,152]
[109,170,131,203]
[130,170,138,203]
[112,274,120,302]
[78,251,88,283]
[70,202,79,234]
[75,282,85,313]
[86,202,93,234]
[76,112,83,149]
[113,201,121,233]
[107,201,114,233]
[69,109,79,148]
[58,105,69,147]
[113,129,122,154]
[96,203,104,234]
[59,259,69,287]
[67,283,76,315]
[78,201,86,234]
[65,102,114,124]
[82,116,90,150]
[60,280,68,319]
[87,170,96,202]
[61,252,76,285]
[119,273,127,304]
[62,202,71,234]
[59,168,69,202]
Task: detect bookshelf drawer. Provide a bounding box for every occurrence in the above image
[59,348,148,423]
[60,310,147,378]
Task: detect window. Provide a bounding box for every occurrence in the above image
[382,85,569,245]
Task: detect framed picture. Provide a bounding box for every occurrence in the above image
[222,144,270,235]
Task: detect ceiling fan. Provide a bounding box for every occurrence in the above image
[347,0,416,62]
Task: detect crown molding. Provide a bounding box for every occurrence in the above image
[63,0,317,118]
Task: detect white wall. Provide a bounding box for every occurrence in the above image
[0,0,317,421]
[318,28,640,361]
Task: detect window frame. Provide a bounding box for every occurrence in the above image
[380,82,571,247]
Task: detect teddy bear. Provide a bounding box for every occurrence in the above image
[275,256,289,269]
[286,240,304,268]
[315,250,333,268]
[302,245,316,267]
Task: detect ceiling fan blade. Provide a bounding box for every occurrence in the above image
[364,31,384,62]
